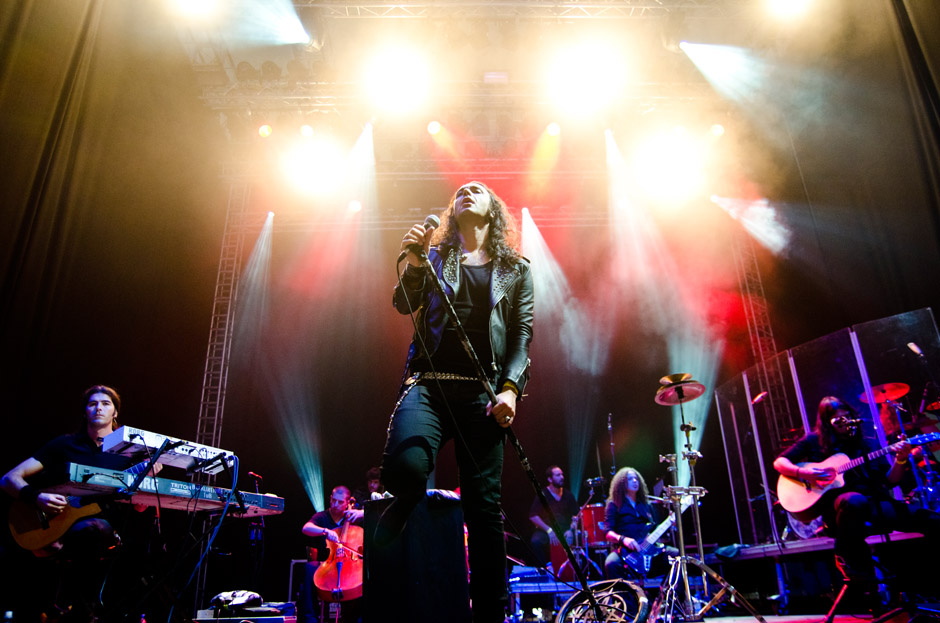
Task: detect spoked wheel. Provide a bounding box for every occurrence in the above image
[555,579,649,623]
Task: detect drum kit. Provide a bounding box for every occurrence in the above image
[860,381,940,512]
[550,477,609,581]
[555,374,765,623]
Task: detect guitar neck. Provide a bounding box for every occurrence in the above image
[638,517,674,553]
[840,447,890,474]
[838,433,938,474]
[636,501,691,553]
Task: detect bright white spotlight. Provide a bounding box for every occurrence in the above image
[168,0,218,19]
[348,199,363,213]
[632,127,708,205]
[546,122,561,136]
[711,196,791,254]
[364,47,430,114]
[427,120,441,135]
[300,124,314,138]
[767,0,811,20]
[258,124,273,138]
[710,124,725,137]
[220,0,310,45]
[545,40,627,117]
[282,137,347,196]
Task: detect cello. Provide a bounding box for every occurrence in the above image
[313,514,364,603]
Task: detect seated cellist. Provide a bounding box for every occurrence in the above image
[298,486,364,623]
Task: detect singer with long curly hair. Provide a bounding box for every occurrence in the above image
[377,181,534,623]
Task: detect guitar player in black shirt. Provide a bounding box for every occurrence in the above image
[1,384,155,622]
[773,395,939,595]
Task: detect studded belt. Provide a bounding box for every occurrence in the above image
[411,372,480,382]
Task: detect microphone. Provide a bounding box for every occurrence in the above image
[397,214,440,263]
[248,471,263,480]
[908,342,925,357]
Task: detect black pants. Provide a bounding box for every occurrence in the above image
[830,491,940,575]
[55,517,121,621]
[381,380,507,623]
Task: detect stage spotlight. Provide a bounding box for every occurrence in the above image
[427,120,442,135]
[363,46,429,114]
[767,0,811,19]
[236,61,260,83]
[300,124,314,137]
[258,124,273,138]
[167,0,218,20]
[545,40,627,117]
[632,127,707,204]
[710,124,725,137]
[282,137,346,195]
[348,199,363,213]
[546,122,561,137]
[261,60,282,83]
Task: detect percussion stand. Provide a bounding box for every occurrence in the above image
[559,508,603,581]
[652,375,765,623]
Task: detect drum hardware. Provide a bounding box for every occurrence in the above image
[650,374,765,623]
[866,379,940,509]
[580,504,608,548]
[556,502,603,581]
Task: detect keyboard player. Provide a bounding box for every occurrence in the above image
[1,384,158,622]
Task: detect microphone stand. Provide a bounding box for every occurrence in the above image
[120,438,179,498]
[608,413,616,478]
[414,251,604,620]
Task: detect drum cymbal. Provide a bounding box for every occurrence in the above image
[859,382,909,404]
[655,374,706,405]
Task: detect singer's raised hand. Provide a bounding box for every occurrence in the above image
[401,224,432,267]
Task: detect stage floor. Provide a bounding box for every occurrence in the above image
[701,615,916,623]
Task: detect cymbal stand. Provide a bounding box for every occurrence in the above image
[652,456,764,623]
[677,398,707,593]
[652,378,764,623]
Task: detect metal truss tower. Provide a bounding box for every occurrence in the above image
[731,231,795,451]
[195,171,251,452]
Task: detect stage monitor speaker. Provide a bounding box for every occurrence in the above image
[362,494,471,623]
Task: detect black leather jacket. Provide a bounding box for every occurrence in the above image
[394,247,534,395]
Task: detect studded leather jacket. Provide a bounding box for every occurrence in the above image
[394,246,534,396]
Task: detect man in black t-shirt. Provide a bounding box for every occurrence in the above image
[1,385,149,621]
[528,465,579,566]
[297,486,364,623]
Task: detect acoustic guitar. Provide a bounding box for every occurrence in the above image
[8,495,105,552]
[777,432,940,522]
